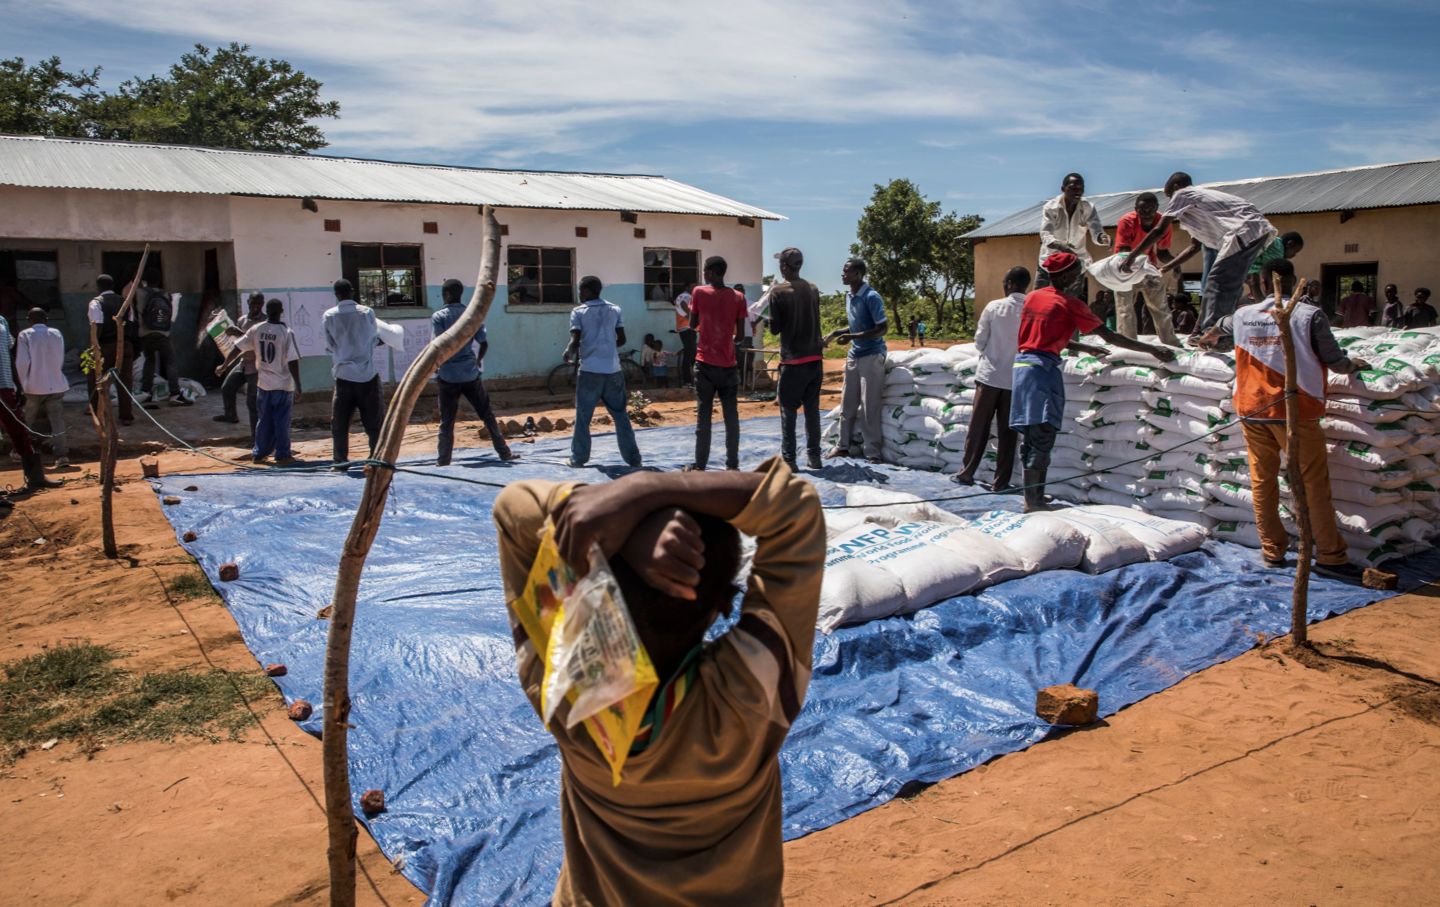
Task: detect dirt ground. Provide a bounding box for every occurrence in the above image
[3,366,1438,906]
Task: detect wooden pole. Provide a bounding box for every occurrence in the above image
[322,207,503,906]
[1272,277,1314,648]
[95,245,151,559]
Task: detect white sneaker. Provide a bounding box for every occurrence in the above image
[136,391,155,404]
[55,457,69,467]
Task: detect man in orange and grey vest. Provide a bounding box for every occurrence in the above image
[1199,259,1368,581]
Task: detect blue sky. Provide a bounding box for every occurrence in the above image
[4,0,1438,293]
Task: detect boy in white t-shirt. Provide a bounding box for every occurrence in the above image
[220,298,302,462]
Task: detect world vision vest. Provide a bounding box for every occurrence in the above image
[1233,298,1326,422]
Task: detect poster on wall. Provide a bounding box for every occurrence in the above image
[284,290,335,358]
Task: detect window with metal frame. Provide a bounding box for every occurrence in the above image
[506,246,575,305]
[643,248,700,304]
[340,243,425,307]
[1,249,61,311]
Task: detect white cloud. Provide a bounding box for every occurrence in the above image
[13,0,1432,169]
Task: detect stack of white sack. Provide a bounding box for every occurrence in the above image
[817,486,1206,630]
[823,344,1012,477]
[1315,327,1440,564]
[824,327,1440,566]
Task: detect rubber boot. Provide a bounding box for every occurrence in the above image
[1022,468,1052,513]
[22,451,62,490]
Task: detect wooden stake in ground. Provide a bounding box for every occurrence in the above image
[322,208,503,906]
[1271,277,1314,648]
[92,245,151,559]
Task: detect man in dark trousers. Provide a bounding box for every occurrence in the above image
[85,273,137,426]
[767,247,825,470]
[431,278,516,466]
[322,278,382,469]
[688,257,747,471]
[1121,171,1276,332]
[953,266,1027,490]
[1011,253,1174,512]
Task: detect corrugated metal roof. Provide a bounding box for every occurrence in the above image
[963,158,1440,239]
[0,134,783,220]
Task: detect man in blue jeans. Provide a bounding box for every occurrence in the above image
[229,298,302,463]
[565,276,642,468]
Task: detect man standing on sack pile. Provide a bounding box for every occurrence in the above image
[1112,192,1179,344]
[1036,172,1110,297]
[1011,252,1175,513]
[1121,171,1275,333]
[1197,259,1367,582]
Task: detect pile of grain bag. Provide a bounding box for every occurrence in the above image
[818,486,1206,630]
[824,325,1440,566]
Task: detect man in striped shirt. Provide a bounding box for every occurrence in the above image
[494,459,824,907]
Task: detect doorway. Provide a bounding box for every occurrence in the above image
[1319,262,1378,321]
[101,250,165,292]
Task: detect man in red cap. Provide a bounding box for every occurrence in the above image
[1010,251,1175,512]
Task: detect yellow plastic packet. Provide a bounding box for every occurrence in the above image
[510,519,658,786]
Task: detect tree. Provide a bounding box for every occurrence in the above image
[95,44,340,153]
[0,56,102,136]
[0,44,340,153]
[918,212,984,330]
[851,179,939,330]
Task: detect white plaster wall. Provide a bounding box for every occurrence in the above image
[0,187,232,243]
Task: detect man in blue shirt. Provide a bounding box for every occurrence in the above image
[322,278,382,468]
[564,276,642,468]
[825,258,888,462]
[432,278,517,466]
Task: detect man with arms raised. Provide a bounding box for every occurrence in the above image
[494,458,824,906]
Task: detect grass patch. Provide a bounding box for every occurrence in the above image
[167,570,220,602]
[1,642,279,759]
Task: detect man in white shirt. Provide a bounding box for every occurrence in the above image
[322,278,382,467]
[1037,173,1110,297]
[86,273,138,425]
[952,267,1027,490]
[1120,171,1276,333]
[16,307,69,466]
[219,298,301,463]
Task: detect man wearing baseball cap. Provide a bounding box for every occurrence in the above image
[767,248,825,469]
[1010,252,1175,512]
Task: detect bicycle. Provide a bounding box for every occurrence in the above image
[547,348,647,397]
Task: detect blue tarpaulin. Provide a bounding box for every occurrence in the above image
[151,419,1439,905]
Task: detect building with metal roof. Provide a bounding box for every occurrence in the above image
[964,158,1440,319]
[0,135,780,388]
[0,134,782,219]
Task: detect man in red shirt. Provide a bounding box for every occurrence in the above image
[1010,252,1175,512]
[1113,192,1179,344]
[1336,280,1376,327]
[688,255,747,470]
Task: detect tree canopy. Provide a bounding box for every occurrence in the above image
[0,44,339,154]
[850,179,983,336]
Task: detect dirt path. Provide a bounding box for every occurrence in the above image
[3,369,1437,905]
